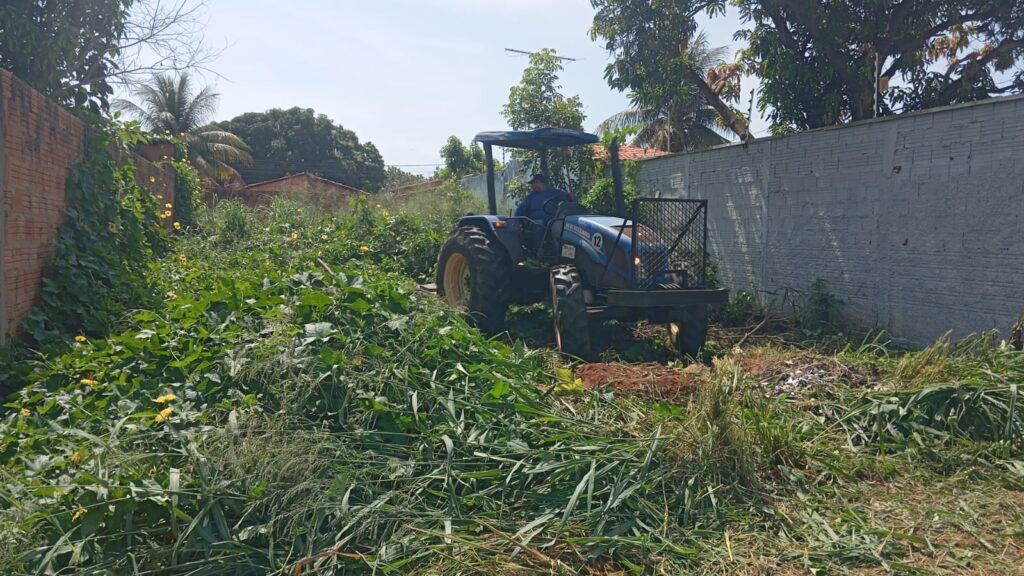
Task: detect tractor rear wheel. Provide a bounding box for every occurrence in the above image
[550,265,591,358]
[668,305,709,358]
[436,226,510,333]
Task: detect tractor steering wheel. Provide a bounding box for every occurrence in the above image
[542,196,563,218]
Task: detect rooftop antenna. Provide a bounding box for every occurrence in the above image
[504,48,578,62]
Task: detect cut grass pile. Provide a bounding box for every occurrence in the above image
[1,196,1021,575]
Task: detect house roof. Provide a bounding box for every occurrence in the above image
[243,171,367,194]
[592,144,672,162]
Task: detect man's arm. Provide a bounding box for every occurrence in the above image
[513,194,530,218]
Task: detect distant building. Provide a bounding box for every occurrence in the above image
[215,172,367,210]
[592,143,672,162]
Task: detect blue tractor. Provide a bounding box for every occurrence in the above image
[435,127,728,358]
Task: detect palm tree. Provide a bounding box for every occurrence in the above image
[116,73,252,183]
[596,33,736,152]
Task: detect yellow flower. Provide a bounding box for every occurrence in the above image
[375,204,382,209]
[161,210,171,219]
[157,194,163,200]
[178,254,187,264]
[155,406,173,423]
[19,407,30,417]
[108,222,117,233]
[165,203,173,209]
[70,450,86,464]
[382,210,391,218]
[155,393,177,404]
[173,222,182,231]
[74,335,87,343]
[297,208,303,213]
[359,245,370,253]
[166,290,177,300]
[80,378,98,386]
[320,234,328,240]
[71,505,87,522]
[149,175,156,184]
[290,232,299,241]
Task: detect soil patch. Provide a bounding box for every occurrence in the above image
[576,362,706,401]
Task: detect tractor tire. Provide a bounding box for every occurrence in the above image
[436,226,511,334]
[550,265,591,358]
[668,305,709,358]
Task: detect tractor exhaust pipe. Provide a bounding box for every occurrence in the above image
[609,136,626,218]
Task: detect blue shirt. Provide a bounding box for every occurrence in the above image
[514,187,571,223]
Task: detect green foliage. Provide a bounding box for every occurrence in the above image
[382,166,426,192]
[3,187,1022,574]
[437,135,486,179]
[835,343,1023,452]
[796,279,842,337]
[168,148,203,229]
[0,0,130,111]
[214,107,386,191]
[502,48,594,193]
[2,195,769,574]
[591,27,736,150]
[503,49,585,131]
[590,2,750,140]
[117,73,253,184]
[592,0,1024,133]
[737,0,1024,130]
[205,199,252,246]
[20,121,167,345]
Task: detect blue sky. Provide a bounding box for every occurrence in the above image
[201,0,763,174]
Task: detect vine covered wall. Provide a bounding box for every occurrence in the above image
[0,69,176,344]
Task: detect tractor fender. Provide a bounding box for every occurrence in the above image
[453,215,523,264]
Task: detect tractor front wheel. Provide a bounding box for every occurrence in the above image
[668,305,709,358]
[436,226,511,333]
[550,265,591,358]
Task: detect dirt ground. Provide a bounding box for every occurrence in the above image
[575,362,707,400]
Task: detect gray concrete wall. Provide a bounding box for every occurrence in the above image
[461,157,523,214]
[637,95,1024,345]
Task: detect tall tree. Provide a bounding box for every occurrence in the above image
[592,0,1024,134]
[590,1,752,141]
[382,166,426,191]
[214,108,386,192]
[596,33,734,151]
[0,0,217,111]
[502,49,592,193]
[737,0,1024,130]
[503,49,586,131]
[116,73,252,183]
[438,136,486,179]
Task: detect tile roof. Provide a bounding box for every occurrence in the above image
[243,171,367,194]
[592,143,672,162]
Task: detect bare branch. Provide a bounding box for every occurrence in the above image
[111,0,224,87]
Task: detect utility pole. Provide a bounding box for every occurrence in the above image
[504,48,578,62]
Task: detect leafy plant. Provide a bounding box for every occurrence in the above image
[20,120,167,344]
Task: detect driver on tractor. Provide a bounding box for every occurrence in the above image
[514,173,571,254]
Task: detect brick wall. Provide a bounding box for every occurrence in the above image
[0,70,175,344]
[636,95,1024,345]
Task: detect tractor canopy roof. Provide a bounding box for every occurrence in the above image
[473,127,599,150]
